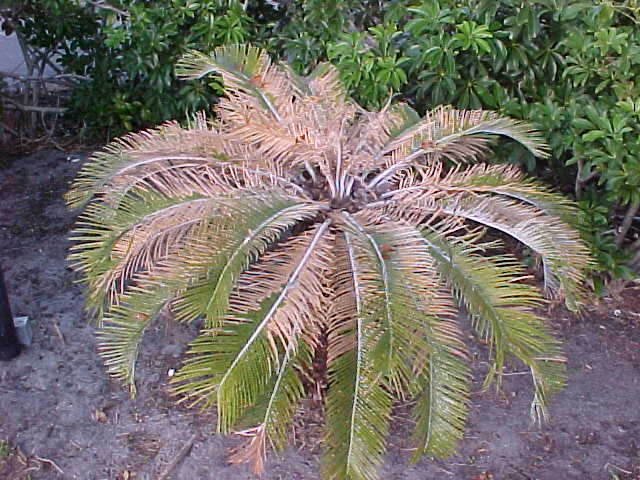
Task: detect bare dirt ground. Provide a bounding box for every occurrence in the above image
[1,148,639,480]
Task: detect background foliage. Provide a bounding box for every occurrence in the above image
[6,0,640,280]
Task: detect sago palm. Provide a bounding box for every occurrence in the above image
[67,45,592,480]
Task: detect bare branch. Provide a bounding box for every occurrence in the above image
[84,0,130,16]
[3,99,67,114]
[575,158,599,199]
[0,70,83,87]
[615,201,640,247]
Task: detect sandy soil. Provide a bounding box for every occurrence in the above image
[1,149,639,480]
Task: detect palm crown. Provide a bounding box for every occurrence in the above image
[67,45,592,480]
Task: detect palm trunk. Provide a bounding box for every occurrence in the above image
[0,265,21,361]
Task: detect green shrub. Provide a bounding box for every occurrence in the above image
[11,0,640,277]
[11,0,254,138]
[314,0,640,279]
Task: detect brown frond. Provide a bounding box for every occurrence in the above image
[229,424,267,475]
[106,198,221,300]
[228,223,333,352]
[326,232,359,364]
[367,106,548,192]
[178,46,294,121]
[305,62,347,104]
[66,116,228,208]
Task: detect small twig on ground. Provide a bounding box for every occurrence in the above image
[604,462,632,475]
[52,321,67,345]
[157,434,197,480]
[34,455,64,475]
[509,465,534,479]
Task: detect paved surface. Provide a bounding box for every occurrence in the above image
[0,33,26,75]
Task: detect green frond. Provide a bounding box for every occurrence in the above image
[324,341,393,480]
[97,273,178,396]
[444,163,582,227]
[336,215,470,461]
[171,199,323,328]
[177,45,285,121]
[420,231,566,420]
[88,196,320,394]
[69,191,214,315]
[177,44,265,82]
[339,213,447,390]
[324,214,465,479]
[410,313,470,460]
[229,344,310,474]
[172,220,331,433]
[369,107,548,190]
[246,345,309,451]
[170,308,277,418]
[455,112,548,159]
[323,223,395,480]
[434,194,591,310]
[70,189,301,318]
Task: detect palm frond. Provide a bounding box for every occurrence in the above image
[442,164,582,227]
[324,336,392,480]
[324,221,394,480]
[67,118,309,212]
[324,213,465,479]
[177,45,287,121]
[66,116,228,209]
[377,103,422,156]
[170,199,323,327]
[420,231,566,421]
[70,189,310,319]
[342,103,418,175]
[379,191,591,310]
[229,344,310,474]
[410,312,470,459]
[97,271,180,396]
[368,107,548,190]
[227,226,333,350]
[90,197,320,395]
[171,306,277,417]
[339,213,456,388]
[171,220,332,432]
[384,163,584,229]
[69,191,218,315]
[435,194,591,309]
[333,214,470,460]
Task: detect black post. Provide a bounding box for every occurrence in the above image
[0,265,21,360]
